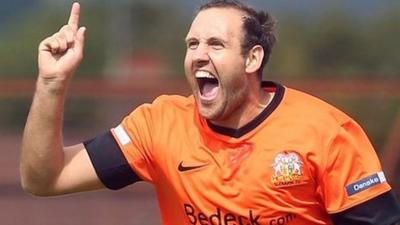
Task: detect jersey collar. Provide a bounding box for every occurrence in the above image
[206,81,285,138]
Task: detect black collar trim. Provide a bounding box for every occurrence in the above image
[207,81,285,138]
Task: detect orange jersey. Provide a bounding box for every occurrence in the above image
[86,82,394,225]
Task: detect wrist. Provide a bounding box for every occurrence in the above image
[36,76,70,96]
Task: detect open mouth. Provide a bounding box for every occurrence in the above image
[195,71,220,100]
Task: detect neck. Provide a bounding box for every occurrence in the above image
[209,81,273,130]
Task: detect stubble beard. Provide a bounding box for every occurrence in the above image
[202,84,248,125]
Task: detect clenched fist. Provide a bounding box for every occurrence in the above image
[38,2,86,82]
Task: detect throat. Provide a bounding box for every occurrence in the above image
[208,91,274,129]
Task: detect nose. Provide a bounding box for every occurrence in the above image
[192,45,210,68]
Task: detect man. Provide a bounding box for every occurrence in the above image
[21,1,400,225]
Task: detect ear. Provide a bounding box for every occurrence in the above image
[245,45,264,74]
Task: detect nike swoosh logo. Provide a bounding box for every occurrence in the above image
[178,161,209,172]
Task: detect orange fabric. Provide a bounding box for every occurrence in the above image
[111,86,391,225]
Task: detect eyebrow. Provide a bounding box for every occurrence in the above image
[184,36,228,44]
[207,37,228,44]
[184,37,197,43]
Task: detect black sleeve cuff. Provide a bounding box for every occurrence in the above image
[84,131,142,190]
[331,190,400,225]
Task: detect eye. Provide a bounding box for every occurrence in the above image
[209,39,224,50]
[186,40,199,50]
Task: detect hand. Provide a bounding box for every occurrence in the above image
[38,2,86,82]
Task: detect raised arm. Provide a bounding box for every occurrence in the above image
[20,2,104,196]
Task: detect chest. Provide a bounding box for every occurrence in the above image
[171,140,316,198]
[154,131,328,223]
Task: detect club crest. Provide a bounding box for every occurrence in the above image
[271,152,304,186]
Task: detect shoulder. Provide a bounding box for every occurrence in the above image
[282,86,352,126]
[143,94,195,116]
[151,94,195,109]
[126,94,195,123]
[272,85,360,144]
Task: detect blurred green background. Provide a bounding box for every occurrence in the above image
[0,0,399,225]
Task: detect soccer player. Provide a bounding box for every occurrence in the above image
[20,1,400,225]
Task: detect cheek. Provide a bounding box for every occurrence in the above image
[184,51,190,66]
[208,51,223,63]
[184,53,192,75]
[210,50,245,68]
[222,72,247,95]
[216,57,246,83]
[183,53,196,87]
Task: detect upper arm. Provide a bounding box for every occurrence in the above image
[315,118,400,224]
[320,119,392,212]
[51,143,105,195]
[53,98,170,194]
[331,190,400,225]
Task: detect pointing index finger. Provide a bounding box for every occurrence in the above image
[68,2,80,29]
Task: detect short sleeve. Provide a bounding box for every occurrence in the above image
[85,96,181,189]
[84,102,158,189]
[110,103,158,183]
[320,119,392,213]
[84,131,142,190]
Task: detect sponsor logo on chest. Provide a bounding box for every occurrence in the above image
[184,203,297,225]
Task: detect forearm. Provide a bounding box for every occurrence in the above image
[20,78,69,195]
[20,3,97,196]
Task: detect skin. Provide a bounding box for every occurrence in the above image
[20,4,272,196]
[20,3,103,196]
[18,5,400,224]
[184,7,271,129]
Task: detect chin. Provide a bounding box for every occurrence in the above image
[198,106,217,119]
[198,104,225,121]
[195,94,225,121]
[199,108,215,120]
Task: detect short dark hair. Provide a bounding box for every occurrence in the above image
[199,0,277,77]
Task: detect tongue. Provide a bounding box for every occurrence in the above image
[201,82,219,100]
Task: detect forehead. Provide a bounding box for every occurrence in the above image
[186,7,245,39]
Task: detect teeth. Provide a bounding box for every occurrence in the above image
[195,71,215,79]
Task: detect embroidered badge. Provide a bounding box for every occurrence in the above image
[271,152,303,186]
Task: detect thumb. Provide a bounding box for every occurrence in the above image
[75,26,86,52]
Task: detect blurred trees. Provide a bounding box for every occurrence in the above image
[0,2,399,144]
[0,2,399,79]
[0,2,107,78]
[267,7,400,79]
[0,0,398,201]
